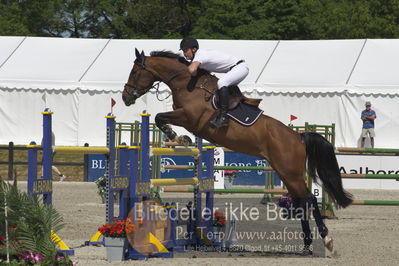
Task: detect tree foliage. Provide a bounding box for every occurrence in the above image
[1,0,399,39]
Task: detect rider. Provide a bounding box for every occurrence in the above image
[180,37,249,128]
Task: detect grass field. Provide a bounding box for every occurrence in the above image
[0,147,87,182]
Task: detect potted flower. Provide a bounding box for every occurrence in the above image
[98,218,135,261]
[275,194,293,219]
[0,180,76,265]
[275,194,292,209]
[213,211,227,243]
[95,176,106,203]
[223,170,237,189]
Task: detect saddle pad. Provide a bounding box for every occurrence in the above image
[212,95,263,126]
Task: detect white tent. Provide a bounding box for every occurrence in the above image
[0,36,398,148]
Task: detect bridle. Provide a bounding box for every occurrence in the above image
[124,61,160,100]
[124,81,159,99]
[124,58,186,101]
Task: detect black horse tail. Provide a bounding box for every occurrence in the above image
[301,132,353,208]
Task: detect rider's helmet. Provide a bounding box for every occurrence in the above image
[180,37,199,50]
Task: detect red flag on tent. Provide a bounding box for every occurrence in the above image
[111,98,116,114]
[290,114,298,121]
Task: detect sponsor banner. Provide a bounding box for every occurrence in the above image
[87,154,108,182]
[87,152,281,186]
[87,153,399,189]
[337,155,399,189]
[224,153,278,186]
[160,152,274,186]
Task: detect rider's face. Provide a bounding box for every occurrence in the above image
[183,48,195,60]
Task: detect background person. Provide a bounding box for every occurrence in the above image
[41,131,67,181]
[361,101,377,148]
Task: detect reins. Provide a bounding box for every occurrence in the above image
[196,74,217,102]
[126,56,216,102]
[127,58,192,101]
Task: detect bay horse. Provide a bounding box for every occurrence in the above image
[122,48,353,254]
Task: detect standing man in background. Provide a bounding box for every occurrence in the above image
[361,101,377,148]
[41,131,67,181]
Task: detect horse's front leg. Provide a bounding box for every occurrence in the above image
[155,109,192,146]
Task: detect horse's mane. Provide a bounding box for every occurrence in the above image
[149,50,213,92]
[150,50,190,66]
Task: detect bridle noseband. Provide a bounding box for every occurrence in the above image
[124,82,157,99]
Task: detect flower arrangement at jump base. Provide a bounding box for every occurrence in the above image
[275,194,294,219]
[99,218,136,261]
[18,251,44,264]
[275,194,293,209]
[224,170,237,178]
[95,176,106,202]
[98,218,135,238]
[223,170,237,188]
[213,211,227,227]
[212,211,227,243]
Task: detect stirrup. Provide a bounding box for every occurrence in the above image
[210,112,229,128]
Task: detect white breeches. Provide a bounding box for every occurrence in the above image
[217,62,249,89]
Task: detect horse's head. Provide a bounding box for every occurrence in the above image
[122,48,157,106]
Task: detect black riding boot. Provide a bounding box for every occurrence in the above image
[210,86,229,128]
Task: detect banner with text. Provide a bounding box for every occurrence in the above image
[87,152,280,186]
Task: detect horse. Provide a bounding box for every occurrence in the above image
[122,48,353,254]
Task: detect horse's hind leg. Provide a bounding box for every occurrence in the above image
[281,175,324,254]
[274,168,317,254]
[292,197,313,255]
[309,194,333,252]
[294,193,333,254]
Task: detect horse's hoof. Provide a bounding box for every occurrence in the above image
[324,236,334,252]
[176,135,192,147]
[301,245,313,256]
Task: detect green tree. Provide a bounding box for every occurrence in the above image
[1,0,399,39]
[190,0,302,40]
[57,0,90,38]
[298,0,399,39]
[0,0,65,37]
[0,1,30,35]
[124,0,193,38]
[84,0,196,38]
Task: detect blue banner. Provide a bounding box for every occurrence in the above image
[87,154,108,182]
[87,152,281,186]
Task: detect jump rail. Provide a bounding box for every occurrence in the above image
[337,146,399,206]
[337,147,399,154]
[163,187,288,194]
[163,165,274,171]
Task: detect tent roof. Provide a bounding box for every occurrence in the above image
[1,37,399,94]
[257,39,364,86]
[348,39,399,89]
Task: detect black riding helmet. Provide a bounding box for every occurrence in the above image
[180,37,199,50]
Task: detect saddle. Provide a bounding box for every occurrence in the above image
[187,71,262,108]
[185,73,264,126]
[214,86,262,109]
[212,86,264,127]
